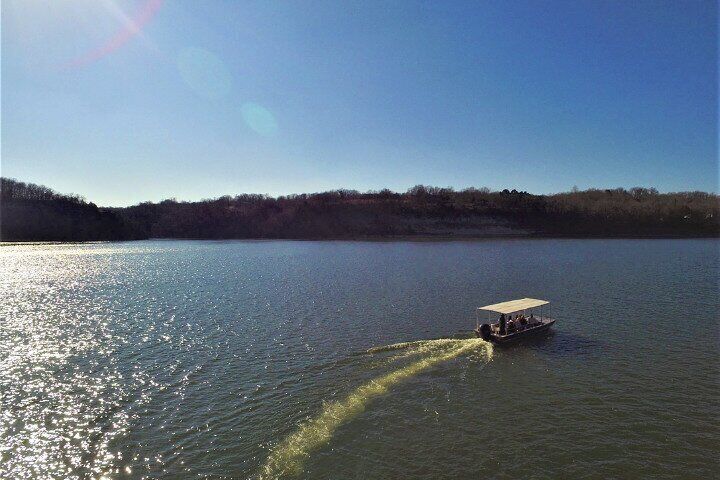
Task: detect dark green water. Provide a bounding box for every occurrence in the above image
[1,239,718,479]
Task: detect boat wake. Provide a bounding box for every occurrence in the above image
[365,339,433,354]
[259,338,493,479]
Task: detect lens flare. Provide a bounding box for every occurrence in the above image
[241,103,279,136]
[65,0,164,68]
[259,338,493,479]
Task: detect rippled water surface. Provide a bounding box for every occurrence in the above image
[1,239,718,479]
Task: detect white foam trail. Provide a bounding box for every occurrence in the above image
[259,338,493,479]
[366,339,431,354]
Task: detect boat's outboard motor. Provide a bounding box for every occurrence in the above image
[478,323,493,341]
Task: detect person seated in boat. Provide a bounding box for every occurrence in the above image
[519,314,528,326]
[528,313,538,325]
[499,313,507,335]
[507,318,517,333]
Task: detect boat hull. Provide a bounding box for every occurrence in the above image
[478,319,555,344]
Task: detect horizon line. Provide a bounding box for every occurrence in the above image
[2,176,718,209]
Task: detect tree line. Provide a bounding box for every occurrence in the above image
[1,177,718,241]
[0,178,129,241]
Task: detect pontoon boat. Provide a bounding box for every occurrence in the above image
[474,298,555,344]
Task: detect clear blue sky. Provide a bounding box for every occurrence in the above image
[2,0,717,206]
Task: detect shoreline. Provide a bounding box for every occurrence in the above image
[2,233,719,245]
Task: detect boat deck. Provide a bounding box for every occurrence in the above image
[483,317,555,344]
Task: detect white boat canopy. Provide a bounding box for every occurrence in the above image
[478,298,549,314]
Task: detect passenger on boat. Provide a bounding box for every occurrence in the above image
[499,313,507,335]
[507,319,517,333]
[519,314,528,326]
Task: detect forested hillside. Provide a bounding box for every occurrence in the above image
[0,178,133,241]
[1,178,718,242]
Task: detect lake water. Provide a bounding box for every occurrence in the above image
[1,239,718,479]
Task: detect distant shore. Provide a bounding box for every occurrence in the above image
[2,178,718,242]
[2,233,719,246]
